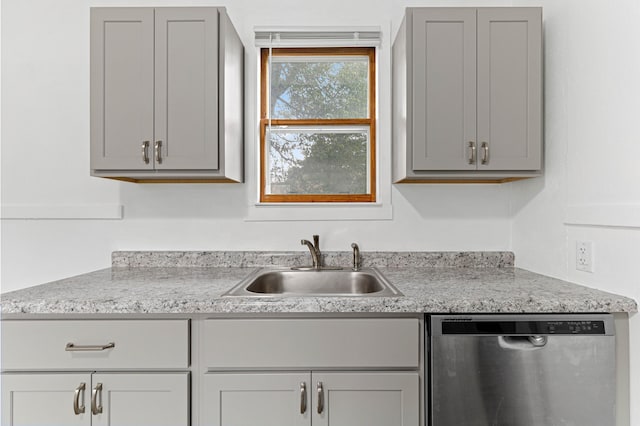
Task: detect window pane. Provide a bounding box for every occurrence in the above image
[266,127,369,195]
[269,56,369,119]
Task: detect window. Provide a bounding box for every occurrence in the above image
[260,47,376,203]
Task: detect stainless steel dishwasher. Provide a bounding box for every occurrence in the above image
[430,314,616,426]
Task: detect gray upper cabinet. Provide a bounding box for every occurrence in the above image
[393,7,542,183]
[90,7,243,183]
[153,8,219,172]
[90,8,154,173]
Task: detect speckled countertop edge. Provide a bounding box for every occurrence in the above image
[1,251,636,315]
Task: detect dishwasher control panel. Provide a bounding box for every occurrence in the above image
[440,319,607,335]
[546,320,605,334]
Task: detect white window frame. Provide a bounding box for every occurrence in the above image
[246,26,392,221]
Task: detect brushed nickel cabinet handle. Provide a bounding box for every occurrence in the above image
[300,382,307,414]
[141,141,150,164]
[316,382,324,414]
[468,141,477,165]
[155,140,163,164]
[66,342,115,352]
[481,142,489,165]
[91,383,103,415]
[73,382,86,415]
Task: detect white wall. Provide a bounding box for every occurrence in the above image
[511,0,640,424]
[1,0,515,292]
[2,0,640,423]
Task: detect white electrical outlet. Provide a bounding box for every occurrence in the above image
[576,241,594,272]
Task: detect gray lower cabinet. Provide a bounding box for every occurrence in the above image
[313,372,418,426]
[201,318,421,426]
[90,7,243,182]
[0,320,190,426]
[203,373,309,426]
[393,7,542,182]
[203,372,418,426]
[1,317,421,426]
[1,374,91,426]
[1,373,189,426]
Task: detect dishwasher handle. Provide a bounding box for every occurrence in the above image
[498,335,548,350]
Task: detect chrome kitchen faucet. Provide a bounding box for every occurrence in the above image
[301,235,321,270]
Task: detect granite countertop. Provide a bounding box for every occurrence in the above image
[1,251,636,315]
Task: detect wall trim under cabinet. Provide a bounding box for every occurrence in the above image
[1,204,123,220]
[565,204,640,229]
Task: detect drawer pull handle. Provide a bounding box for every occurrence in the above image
[73,382,86,415]
[300,382,307,414]
[317,381,324,414]
[91,383,103,415]
[65,342,115,352]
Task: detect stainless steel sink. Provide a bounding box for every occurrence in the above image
[223,267,403,297]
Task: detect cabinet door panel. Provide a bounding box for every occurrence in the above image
[203,373,310,426]
[1,373,91,426]
[477,8,542,170]
[90,8,154,171]
[154,8,219,170]
[91,373,189,426]
[411,8,476,170]
[313,372,419,426]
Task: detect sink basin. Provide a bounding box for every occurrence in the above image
[223,267,403,297]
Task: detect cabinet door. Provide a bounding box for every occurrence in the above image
[477,8,542,170]
[203,373,310,426]
[154,8,219,171]
[411,8,477,171]
[312,372,419,426]
[90,8,155,171]
[1,373,91,426]
[91,373,189,426]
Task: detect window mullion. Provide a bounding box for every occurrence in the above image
[268,119,372,126]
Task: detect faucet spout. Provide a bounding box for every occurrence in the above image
[351,243,361,271]
[301,239,320,269]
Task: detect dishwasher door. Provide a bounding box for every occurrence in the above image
[430,314,616,426]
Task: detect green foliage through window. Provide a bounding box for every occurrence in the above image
[270,58,369,119]
[268,130,368,194]
[261,48,376,202]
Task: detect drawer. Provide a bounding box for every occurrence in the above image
[203,318,419,369]
[1,320,189,370]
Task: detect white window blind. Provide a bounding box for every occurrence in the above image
[254,26,382,47]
